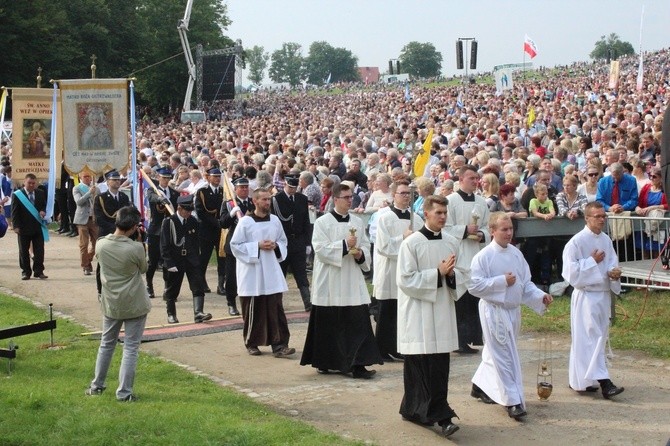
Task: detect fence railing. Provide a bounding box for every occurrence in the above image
[604,213,670,290]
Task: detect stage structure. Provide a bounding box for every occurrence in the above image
[195,41,244,108]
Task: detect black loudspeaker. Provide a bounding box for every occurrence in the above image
[396,61,401,74]
[470,41,478,70]
[202,54,235,101]
[389,60,394,75]
[456,41,464,70]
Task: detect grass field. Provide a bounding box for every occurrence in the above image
[522,290,670,359]
[0,294,360,446]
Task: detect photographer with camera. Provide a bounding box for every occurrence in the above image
[85,205,150,402]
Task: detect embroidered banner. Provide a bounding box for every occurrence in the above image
[11,88,64,182]
[58,79,128,176]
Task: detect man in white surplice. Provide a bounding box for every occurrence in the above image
[230,188,295,358]
[373,178,424,361]
[396,195,461,437]
[445,165,490,353]
[301,183,383,379]
[562,201,625,399]
[468,212,552,421]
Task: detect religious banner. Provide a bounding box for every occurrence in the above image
[494,68,514,94]
[11,88,64,183]
[608,60,620,89]
[58,78,128,176]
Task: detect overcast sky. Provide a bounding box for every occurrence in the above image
[224,0,669,84]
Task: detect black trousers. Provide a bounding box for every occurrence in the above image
[280,238,309,289]
[198,231,225,287]
[18,232,44,276]
[224,254,238,307]
[146,234,162,290]
[163,261,205,302]
[375,299,400,358]
[455,291,482,347]
[400,353,456,426]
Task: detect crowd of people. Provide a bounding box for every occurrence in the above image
[1,46,667,434]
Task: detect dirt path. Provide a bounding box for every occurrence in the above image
[1,232,669,445]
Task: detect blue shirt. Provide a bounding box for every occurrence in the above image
[595,173,638,211]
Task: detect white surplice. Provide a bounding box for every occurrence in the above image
[373,208,424,300]
[311,212,371,306]
[469,240,547,407]
[396,229,460,354]
[562,226,620,391]
[445,192,491,298]
[230,214,288,297]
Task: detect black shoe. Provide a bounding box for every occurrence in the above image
[147,287,155,299]
[203,287,211,293]
[352,367,376,379]
[57,227,68,234]
[317,368,330,374]
[441,422,460,437]
[34,273,48,279]
[21,274,30,280]
[601,380,624,399]
[216,287,225,296]
[507,404,527,420]
[453,345,479,354]
[194,311,212,323]
[67,230,78,237]
[228,305,240,316]
[471,384,496,404]
[167,315,179,324]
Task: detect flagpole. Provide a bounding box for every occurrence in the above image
[636,5,645,92]
[45,82,58,223]
[129,79,139,208]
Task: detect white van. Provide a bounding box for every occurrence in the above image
[180,110,206,124]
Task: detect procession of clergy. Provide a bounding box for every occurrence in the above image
[73,161,623,439]
[136,159,620,439]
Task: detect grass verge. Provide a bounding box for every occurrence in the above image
[522,290,670,359]
[0,293,361,446]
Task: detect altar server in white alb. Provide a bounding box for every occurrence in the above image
[562,201,625,399]
[230,187,295,358]
[445,165,490,353]
[468,212,553,421]
[373,178,424,361]
[396,195,461,437]
[301,183,383,379]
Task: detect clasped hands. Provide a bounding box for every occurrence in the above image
[259,239,277,251]
[438,254,456,276]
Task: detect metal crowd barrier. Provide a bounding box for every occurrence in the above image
[605,213,670,290]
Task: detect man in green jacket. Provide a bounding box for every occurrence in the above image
[85,206,150,402]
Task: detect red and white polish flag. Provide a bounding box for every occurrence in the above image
[524,34,538,59]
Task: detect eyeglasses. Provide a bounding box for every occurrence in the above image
[587,173,599,177]
[395,191,411,196]
[336,195,353,200]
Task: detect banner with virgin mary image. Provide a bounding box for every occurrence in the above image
[58,79,128,176]
[11,87,64,182]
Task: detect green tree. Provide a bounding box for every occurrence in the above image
[269,42,304,87]
[135,0,232,109]
[590,33,635,61]
[399,42,442,78]
[304,41,359,84]
[0,0,232,112]
[246,45,269,85]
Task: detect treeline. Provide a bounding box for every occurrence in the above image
[1,0,231,111]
